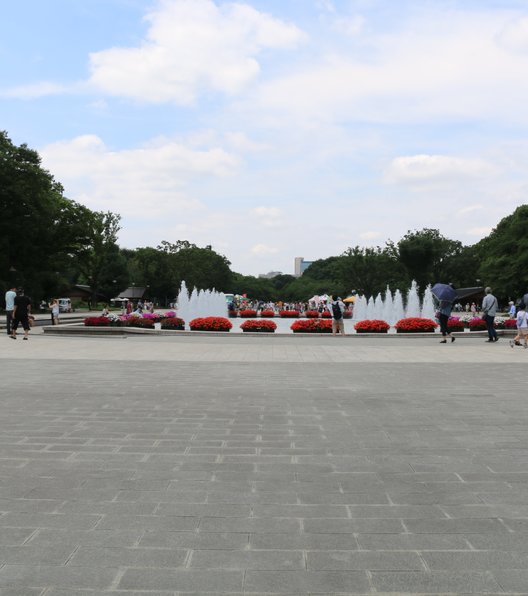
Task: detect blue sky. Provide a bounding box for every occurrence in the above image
[2,0,528,276]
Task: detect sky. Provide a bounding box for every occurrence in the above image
[2,0,528,276]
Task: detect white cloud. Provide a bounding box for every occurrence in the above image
[497,16,528,53]
[40,134,239,217]
[456,204,484,216]
[467,226,493,236]
[249,9,528,124]
[0,81,68,99]
[250,243,280,255]
[359,230,381,240]
[252,206,283,227]
[386,154,493,185]
[88,0,305,104]
[332,15,365,36]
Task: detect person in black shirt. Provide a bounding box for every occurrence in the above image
[11,288,31,340]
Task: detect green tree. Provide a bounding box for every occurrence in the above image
[337,246,406,297]
[396,229,462,290]
[476,205,528,300]
[76,211,128,305]
[0,130,100,301]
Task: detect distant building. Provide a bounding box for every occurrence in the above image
[258,271,283,279]
[294,257,313,277]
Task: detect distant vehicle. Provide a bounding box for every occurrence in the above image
[58,298,72,313]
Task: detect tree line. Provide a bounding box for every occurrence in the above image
[2,130,527,306]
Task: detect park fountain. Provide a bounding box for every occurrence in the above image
[352,281,440,326]
[405,280,421,318]
[176,281,228,329]
[421,285,436,320]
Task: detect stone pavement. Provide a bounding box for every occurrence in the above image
[0,331,527,595]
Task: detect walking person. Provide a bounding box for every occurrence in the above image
[510,302,528,348]
[328,295,346,336]
[5,285,16,336]
[11,288,32,340]
[436,298,456,343]
[432,283,457,344]
[482,287,499,342]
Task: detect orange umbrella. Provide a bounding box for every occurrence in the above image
[343,296,356,303]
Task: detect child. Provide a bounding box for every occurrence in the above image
[510,302,528,348]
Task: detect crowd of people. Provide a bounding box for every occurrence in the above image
[4,285,528,343]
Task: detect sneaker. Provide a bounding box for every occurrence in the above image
[485,339,494,342]
[510,340,515,348]
[23,337,28,341]
[451,336,455,343]
[440,339,447,343]
[494,337,499,342]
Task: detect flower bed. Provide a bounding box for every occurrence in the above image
[468,318,487,331]
[494,316,507,329]
[279,310,300,318]
[84,316,111,326]
[160,317,185,330]
[128,317,155,328]
[395,317,438,333]
[321,311,332,318]
[447,317,465,332]
[504,319,517,329]
[239,309,257,318]
[291,319,332,333]
[343,311,352,319]
[189,317,232,332]
[240,319,277,333]
[260,309,275,318]
[304,310,320,318]
[354,319,390,333]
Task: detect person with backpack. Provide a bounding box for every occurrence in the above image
[328,295,346,336]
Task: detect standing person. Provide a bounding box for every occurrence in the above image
[329,295,346,336]
[510,302,528,348]
[482,287,499,343]
[11,288,31,340]
[435,298,456,343]
[470,302,477,317]
[5,285,16,336]
[49,299,60,325]
[508,301,516,319]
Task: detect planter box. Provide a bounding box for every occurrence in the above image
[293,329,333,334]
[356,329,388,334]
[242,328,275,333]
[396,329,435,333]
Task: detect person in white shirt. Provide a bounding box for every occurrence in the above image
[510,303,528,348]
[5,286,17,335]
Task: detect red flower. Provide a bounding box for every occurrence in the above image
[468,318,487,330]
[240,319,277,332]
[279,310,300,318]
[84,316,110,326]
[394,317,438,332]
[260,309,275,317]
[160,317,185,329]
[239,309,257,318]
[291,319,332,333]
[304,310,320,318]
[354,319,390,333]
[447,318,465,331]
[321,311,331,318]
[189,317,232,331]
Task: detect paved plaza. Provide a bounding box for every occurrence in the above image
[0,330,528,595]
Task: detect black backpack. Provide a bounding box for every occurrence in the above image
[332,302,342,320]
